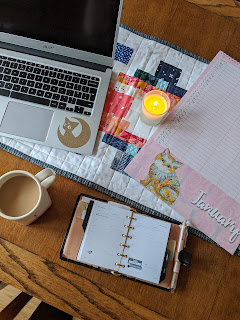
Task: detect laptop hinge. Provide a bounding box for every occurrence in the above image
[0,42,110,72]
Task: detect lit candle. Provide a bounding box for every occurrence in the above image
[140,90,170,126]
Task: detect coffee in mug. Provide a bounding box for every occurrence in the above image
[0,168,56,225]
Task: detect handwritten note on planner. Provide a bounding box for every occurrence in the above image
[125,51,240,254]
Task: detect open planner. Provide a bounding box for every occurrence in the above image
[60,194,191,292]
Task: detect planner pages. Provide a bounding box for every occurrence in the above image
[76,200,171,284]
[125,51,240,255]
[119,213,171,283]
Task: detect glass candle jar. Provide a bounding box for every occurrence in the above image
[140,90,170,126]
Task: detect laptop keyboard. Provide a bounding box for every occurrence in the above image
[0,55,100,116]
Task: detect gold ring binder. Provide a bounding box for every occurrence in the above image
[117,253,127,257]
[111,271,121,277]
[124,225,134,229]
[127,216,136,220]
[122,234,132,239]
[115,263,125,267]
[120,243,130,248]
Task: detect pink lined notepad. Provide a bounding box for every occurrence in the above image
[125,51,240,254]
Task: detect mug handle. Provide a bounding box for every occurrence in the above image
[35,168,56,189]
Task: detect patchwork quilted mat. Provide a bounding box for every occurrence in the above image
[1,24,239,255]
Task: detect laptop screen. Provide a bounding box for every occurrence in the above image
[0,0,121,57]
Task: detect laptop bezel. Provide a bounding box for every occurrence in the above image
[0,0,123,68]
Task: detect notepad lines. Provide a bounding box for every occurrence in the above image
[156,60,228,147]
[199,112,240,200]
[155,58,240,202]
[197,80,240,195]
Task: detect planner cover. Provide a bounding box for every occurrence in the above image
[60,194,190,292]
[125,51,240,255]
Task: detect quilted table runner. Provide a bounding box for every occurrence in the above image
[1,24,239,255]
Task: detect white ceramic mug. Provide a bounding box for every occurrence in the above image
[0,168,56,225]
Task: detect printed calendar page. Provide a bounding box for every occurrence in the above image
[125,51,240,254]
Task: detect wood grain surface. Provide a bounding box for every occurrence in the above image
[120,0,240,62]
[186,0,240,23]
[0,235,239,319]
[0,239,168,320]
[1,0,240,319]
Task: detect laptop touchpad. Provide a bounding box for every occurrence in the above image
[0,102,54,141]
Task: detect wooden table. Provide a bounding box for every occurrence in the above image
[0,1,240,319]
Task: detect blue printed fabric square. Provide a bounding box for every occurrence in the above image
[155,61,182,86]
[114,43,134,65]
[102,133,113,144]
[134,69,158,86]
[102,133,128,152]
[167,84,187,98]
[134,69,143,78]
[126,144,140,156]
[118,153,133,174]
[111,150,124,171]
[110,150,133,175]
[156,79,169,91]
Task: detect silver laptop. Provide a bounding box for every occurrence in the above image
[0,0,123,155]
